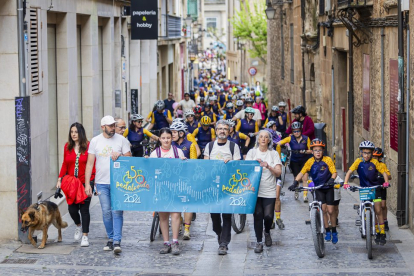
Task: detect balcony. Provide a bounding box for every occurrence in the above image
[159,14,182,39]
[337,0,373,10]
[205,0,226,4]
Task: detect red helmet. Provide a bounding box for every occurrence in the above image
[194,105,202,114]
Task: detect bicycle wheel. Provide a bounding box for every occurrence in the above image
[231,214,246,234]
[150,212,160,242]
[365,209,373,259]
[310,208,325,258]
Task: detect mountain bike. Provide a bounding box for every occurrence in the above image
[294,182,341,258]
[150,212,161,242]
[280,145,291,189]
[231,214,246,234]
[346,184,388,259]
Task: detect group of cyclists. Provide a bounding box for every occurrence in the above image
[118,68,392,256]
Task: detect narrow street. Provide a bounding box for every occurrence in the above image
[1,171,414,275]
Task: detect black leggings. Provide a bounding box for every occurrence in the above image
[290,161,307,178]
[253,197,276,242]
[68,195,91,234]
[131,146,144,157]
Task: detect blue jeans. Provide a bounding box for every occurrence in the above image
[96,184,123,243]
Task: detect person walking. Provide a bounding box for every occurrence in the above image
[164,93,175,115]
[204,120,242,255]
[174,92,196,114]
[57,122,95,247]
[84,115,131,254]
[149,128,187,255]
[246,130,282,253]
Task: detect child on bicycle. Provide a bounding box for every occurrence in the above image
[372,147,392,231]
[288,138,339,244]
[343,141,390,245]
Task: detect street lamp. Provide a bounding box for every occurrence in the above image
[265,1,276,20]
[185,14,192,27]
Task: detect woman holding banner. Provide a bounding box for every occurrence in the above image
[245,130,282,253]
[149,128,187,255]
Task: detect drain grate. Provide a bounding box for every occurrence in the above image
[1,258,37,264]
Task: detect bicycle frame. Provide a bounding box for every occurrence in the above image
[309,199,325,234]
[358,201,376,237]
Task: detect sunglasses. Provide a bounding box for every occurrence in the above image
[134,121,143,123]
[187,115,194,117]
[293,130,301,133]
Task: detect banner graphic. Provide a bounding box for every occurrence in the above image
[110,157,262,214]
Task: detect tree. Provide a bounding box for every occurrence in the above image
[231,1,267,65]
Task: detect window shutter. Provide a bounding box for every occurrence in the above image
[319,0,325,15]
[28,8,43,94]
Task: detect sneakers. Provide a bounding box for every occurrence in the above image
[183,229,191,240]
[264,232,272,247]
[270,221,276,229]
[172,242,180,255]
[103,241,114,251]
[74,226,82,241]
[218,246,228,255]
[160,243,172,254]
[80,236,89,247]
[379,234,387,246]
[332,232,338,244]
[384,221,389,231]
[113,243,122,254]
[375,234,380,245]
[254,243,263,253]
[325,231,332,242]
[276,218,285,230]
[303,195,309,203]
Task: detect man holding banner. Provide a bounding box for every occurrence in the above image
[204,120,242,255]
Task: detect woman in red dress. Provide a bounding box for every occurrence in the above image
[57,122,95,247]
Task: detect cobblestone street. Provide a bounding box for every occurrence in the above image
[1,171,414,275]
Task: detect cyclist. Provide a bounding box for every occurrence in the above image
[226,119,250,157]
[170,122,198,240]
[149,100,173,130]
[278,102,289,135]
[192,116,216,154]
[201,103,217,126]
[124,114,159,157]
[222,95,233,112]
[210,96,221,116]
[286,105,315,140]
[199,97,206,111]
[288,138,339,244]
[185,110,199,134]
[235,107,259,154]
[264,106,284,129]
[235,100,244,113]
[218,89,227,108]
[343,141,390,245]
[277,122,312,202]
[233,97,262,127]
[372,147,392,231]
[194,105,203,122]
[223,102,236,120]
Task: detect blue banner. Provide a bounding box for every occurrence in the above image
[110,157,262,214]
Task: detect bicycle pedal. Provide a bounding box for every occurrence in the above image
[355,219,362,226]
[353,204,359,210]
[305,220,311,225]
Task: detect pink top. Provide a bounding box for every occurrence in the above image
[253,102,266,121]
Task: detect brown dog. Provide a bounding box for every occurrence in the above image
[20,201,68,249]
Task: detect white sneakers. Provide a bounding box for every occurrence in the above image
[81,236,89,247]
[74,226,82,240]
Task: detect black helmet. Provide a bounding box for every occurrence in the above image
[291,105,306,115]
[373,147,384,157]
[204,102,211,108]
[291,121,302,130]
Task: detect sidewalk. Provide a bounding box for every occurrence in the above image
[0,170,413,275]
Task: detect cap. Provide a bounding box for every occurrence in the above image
[101,115,117,126]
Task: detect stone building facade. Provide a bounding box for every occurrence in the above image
[267,0,414,230]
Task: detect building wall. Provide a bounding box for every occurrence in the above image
[267,0,411,228]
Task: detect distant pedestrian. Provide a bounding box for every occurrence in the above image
[164,93,175,115]
[57,122,95,247]
[84,115,131,255]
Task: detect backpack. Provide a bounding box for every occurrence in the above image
[156,146,179,158]
[208,141,236,159]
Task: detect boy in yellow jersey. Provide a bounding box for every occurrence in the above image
[372,147,392,231]
[343,141,389,245]
[288,139,339,244]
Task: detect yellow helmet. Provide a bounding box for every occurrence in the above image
[200,116,211,126]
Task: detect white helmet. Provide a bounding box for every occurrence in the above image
[266,121,277,128]
[278,101,287,107]
[185,110,195,117]
[172,118,186,124]
[226,102,234,109]
[170,122,188,132]
[226,119,235,128]
[155,100,165,110]
[131,114,144,121]
[359,141,375,150]
[271,106,279,112]
[236,100,244,107]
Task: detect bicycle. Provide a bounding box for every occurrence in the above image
[231,214,246,234]
[294,182,341,258]
[346,184,388,260]
[150,211,162,242]
[280,145,291,190]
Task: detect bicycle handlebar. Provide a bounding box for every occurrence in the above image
[296,182,343,192]
[346,184,389,192]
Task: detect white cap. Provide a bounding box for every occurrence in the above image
[101,115,117,126]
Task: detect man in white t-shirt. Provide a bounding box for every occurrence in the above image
[204,120,241,255]
[174,92,196,114]
[232,97,262,127]
[84,115,131,255]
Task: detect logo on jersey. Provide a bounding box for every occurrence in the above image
[368,166,374,171]
[320,166,326,171]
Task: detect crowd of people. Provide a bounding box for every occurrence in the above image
[56,69,392,257]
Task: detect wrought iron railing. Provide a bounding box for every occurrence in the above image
[337,0,372,9]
